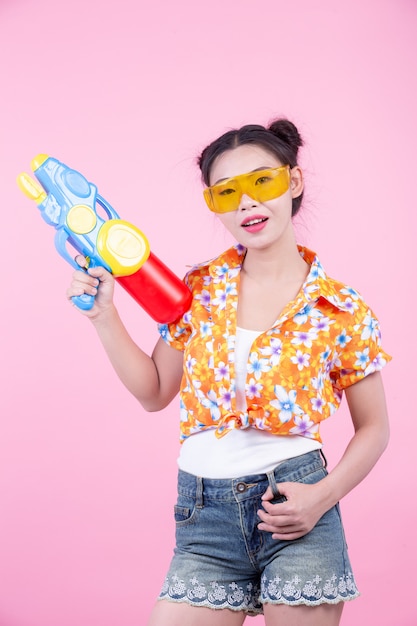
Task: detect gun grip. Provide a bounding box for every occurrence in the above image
[72,293,95,310]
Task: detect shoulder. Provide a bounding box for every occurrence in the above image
[316,272,385,350]
[321,274,369,313]
[184,244,245,290]
[304,248,374,318]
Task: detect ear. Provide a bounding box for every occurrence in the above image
[290,166,304,199]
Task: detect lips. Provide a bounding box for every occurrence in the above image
[241,215,268,228]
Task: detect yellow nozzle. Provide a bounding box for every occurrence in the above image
[17,172,47,204]
[31,153,49,171]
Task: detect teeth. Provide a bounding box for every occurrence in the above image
[243,218,266,226]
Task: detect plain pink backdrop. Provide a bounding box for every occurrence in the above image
[0,0,415,624]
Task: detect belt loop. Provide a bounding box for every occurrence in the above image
[320,449,328,468]
[195,476,204,509]
[266,470,281,499]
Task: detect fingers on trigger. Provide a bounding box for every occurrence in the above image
[74,254,88,269]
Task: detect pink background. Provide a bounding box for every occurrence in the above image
[0,0,415,624]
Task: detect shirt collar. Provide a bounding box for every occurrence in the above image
[207,244,353,313]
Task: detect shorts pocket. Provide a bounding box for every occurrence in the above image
[174,494,198,526]
[297,466,327,486]
[174,506,192,522]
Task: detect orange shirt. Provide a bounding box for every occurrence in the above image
[158,245,391,442]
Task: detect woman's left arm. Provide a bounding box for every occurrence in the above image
[257,371,390,540]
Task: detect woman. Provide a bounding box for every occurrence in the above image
[67,119,390,625]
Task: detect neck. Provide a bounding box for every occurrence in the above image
[242,239,307,284]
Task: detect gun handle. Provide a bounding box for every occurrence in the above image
[70,251,99,311]
[72,293,95,310]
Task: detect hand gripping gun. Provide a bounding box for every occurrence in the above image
[17,154,192,323]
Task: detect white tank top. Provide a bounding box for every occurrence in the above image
[178,327,321,478]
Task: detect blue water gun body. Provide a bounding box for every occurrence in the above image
[17,155,192,321]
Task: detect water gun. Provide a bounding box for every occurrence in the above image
[17,154,192,323]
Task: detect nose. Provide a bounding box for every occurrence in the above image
[238,193,258,211]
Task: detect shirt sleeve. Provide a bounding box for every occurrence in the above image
[157,316,192,351]
[331,304,392,390]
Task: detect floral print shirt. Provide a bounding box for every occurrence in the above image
[158,245,391,443]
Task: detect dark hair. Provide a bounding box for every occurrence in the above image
[198,119,304,216]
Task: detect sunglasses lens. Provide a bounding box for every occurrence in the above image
[204,181,240,213]
[252,167,290,203]
[204,166,290,213]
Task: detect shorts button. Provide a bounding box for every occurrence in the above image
[236,482,248,493]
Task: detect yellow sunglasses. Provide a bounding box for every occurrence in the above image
[203,165,291,214]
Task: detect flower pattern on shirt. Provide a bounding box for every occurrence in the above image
[159,245,391,442]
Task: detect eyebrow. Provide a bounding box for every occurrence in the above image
[212,166,273,186]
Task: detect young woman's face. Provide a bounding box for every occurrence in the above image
[208,144,303,251]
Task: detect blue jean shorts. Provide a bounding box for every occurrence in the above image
[158,451,359,615]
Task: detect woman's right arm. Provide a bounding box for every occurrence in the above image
[67,261,184,411]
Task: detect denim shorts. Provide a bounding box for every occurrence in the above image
[158,450,359,615]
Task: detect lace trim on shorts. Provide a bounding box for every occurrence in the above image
[261,570,360,606]
[159,570,359,613]
[160,574,263,615]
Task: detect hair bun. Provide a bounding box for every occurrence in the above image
[268,119,303,153]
